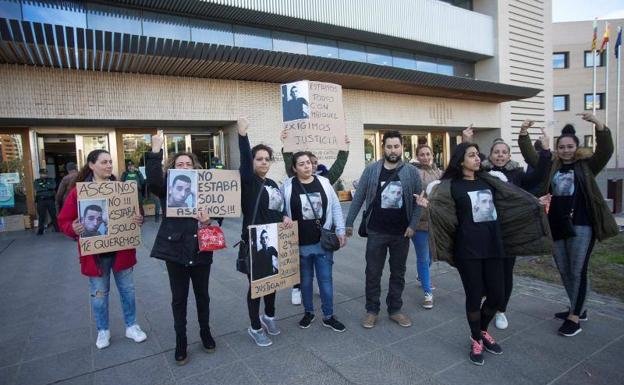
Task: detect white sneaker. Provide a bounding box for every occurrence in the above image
[423,293,434,309]
[291,288,302,305]
[495,312,508,330]
[125,324,147,343]
[96,330,110,349]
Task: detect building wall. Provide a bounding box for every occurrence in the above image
[0,64,501,184]
[553,19,624,170]
[475,0,553,159]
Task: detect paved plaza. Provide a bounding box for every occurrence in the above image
[1,207,623,385]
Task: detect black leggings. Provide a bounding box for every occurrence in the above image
[500,257,516,312]
[166,262,211,335]
[247,275,276,330]
[456,258,505,340]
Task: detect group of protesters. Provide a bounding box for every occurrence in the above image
[56,112,618,367]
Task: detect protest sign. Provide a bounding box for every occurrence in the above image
[249,222,300,299]
[166,169,241,218]
[281,80,346,152]
[76,181,141,255]
[0,172,20,184]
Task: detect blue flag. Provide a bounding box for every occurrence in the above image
[616,26,622,58]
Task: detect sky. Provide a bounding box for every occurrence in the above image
[552,0,624,22]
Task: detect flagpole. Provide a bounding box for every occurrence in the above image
[593,46,597,148]
[617,40,621,168]
[605,39,610,128]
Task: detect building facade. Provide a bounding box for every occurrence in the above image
[0,0,552,220]
[553,19,624,209]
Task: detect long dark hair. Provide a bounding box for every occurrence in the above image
[441,142,480,180]
[70,149,111,189]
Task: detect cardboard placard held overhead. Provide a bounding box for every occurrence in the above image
[166,169,241,218]
[76,181,141,255]
[249,222,300,299]
[281,80,347,152]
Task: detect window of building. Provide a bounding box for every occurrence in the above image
[22,0,87,28]
[438,0,473,10]
[436,59,455,76]
[233,25,272,50]
[584,93,605,110]
[392,51,416,70]
[584,135,594,148]
[553,95,569,111]
[272,31,307,55]
[143,12,190,41]
[366,46,392,66]
[338,41,367,62]
[191,20,234,46]
[0,0,22,19]
[553,52,568,69]
[584,51,605,67]
[307,37,339,58]
[415,54,438,73]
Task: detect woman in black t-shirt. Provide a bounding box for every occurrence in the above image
[281,152,347,332]
[416,143,508,366]
[237,118,292,347]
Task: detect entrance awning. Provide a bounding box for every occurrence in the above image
[0,17,541,103]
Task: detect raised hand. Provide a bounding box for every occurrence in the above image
[519,119,535,136]
[462,124,474,143]
[414,191,429,208]
[280,129,288,144]
[538,127,550,150]
[576,112,605,130]
[151,130,164,153]
[237,117,250,136]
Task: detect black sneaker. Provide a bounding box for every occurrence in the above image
[175,334,188,366]
[299,312,315,328]
[481,331,502,355]
[554,309,588,321]
[558,319,582,337]
[469,338,484,366]
[322,316,346,332]
[200,329,216,353]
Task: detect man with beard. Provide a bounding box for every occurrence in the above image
[345,131,422,329]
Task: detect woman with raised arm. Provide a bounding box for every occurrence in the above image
[145,132,217,365]
[518,113,619,337]
[237,117,292,347]
[58,149,147,350]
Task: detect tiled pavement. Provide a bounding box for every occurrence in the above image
[1,208,623,385]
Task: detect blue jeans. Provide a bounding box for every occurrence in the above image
[88,257,137,331]
[411,230,432,294]
[299,242,334,319]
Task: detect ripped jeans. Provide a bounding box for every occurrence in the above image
[88,257,137,331]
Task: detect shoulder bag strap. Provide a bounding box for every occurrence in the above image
[250,179,266,226]
[297,178,322,227]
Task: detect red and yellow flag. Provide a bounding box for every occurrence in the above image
[591,18,598,51]
[599,22,610,54]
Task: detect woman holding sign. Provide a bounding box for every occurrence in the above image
[145,132,217,365]
[282,151,347,332]
[58,149,147,350]
[237,117,292,347]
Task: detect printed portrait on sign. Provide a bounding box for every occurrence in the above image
[552,170,575,196]
[250,225,279,281]
[167,170,197,209]
[265,185,284,212]
[300,192,323,220]
[468,189,497,223]
[380,181,403,209]
[282,82,309,122]
[79,199,108,237]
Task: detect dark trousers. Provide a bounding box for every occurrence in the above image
[364,233,410,315]
[247,274,276,330]
[166,261,211,335]
[456,258,505,340]
[37,199,57,232]
[500,257,516,312]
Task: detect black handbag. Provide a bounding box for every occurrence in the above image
[358,165,403,238]
[298,179,340,251]
[548,178,577,241]
[235,181,265,274]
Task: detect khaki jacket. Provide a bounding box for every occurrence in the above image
[412,163,442,231]
[428,172,552,266]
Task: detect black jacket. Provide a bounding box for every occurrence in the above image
[145,150,213,266]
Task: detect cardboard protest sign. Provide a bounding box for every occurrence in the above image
[249,222,300,299]
[76,181,141,255]
[281,80,347,152]
[166,169,241,218]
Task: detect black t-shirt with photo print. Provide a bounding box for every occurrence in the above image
[451,178,504,260]
[368,166,408,235]
[548,163,590,227]
[290,177,328,245]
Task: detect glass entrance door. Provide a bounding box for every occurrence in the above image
[76,134,109,169]
[190,134,220,169]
